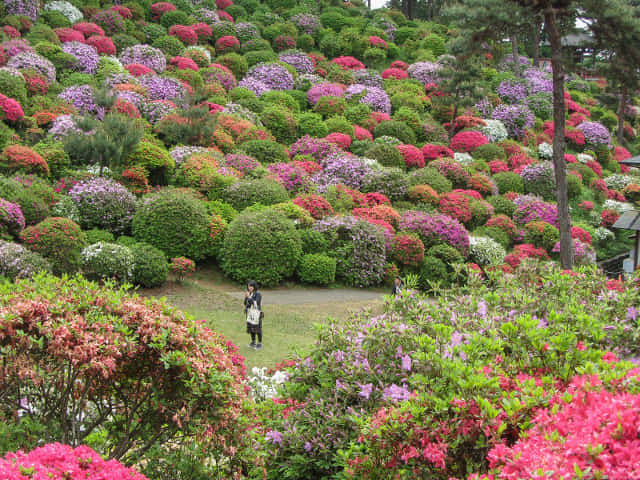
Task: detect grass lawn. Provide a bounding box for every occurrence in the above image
[140,265,384,370]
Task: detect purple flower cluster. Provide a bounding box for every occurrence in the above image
[236,77,270,97]
[552,239,595,265]
[225,153,260,174]
[202,67,237,91]
[48,114,83,139]
[398,210,470,256]
[497,79,528,104]
[4,0,39,21]
[491,104,534,138]
[119,44,166,73]
[289,135,338,162]
[62,41,99,74]
[58,84,101,116]
[499,54,532,71]
[354,69,383,88]
[313,215,386,287]
[267,163,311,193]
[312,154,372,191]
[0,197,25,235]
[0,240,51,280]
[306,83,345,105]
[1,39,32,58]
[7,51,56,83]
[68,177,137,235]
[345,84,391,114]
[278,50,314,74]
[235,22,259,42]
[520,161,554,183]
[290,13,321,35]
[407,61,441,85]
[513,195,559,227]
[238,63,294,96]
[139,75,186,103]
[523,68,553,95]
[141,99,176,124]
[169,146,211,165]
[196,7,218,23]
[103,71,136,89]
[116,90,145,109]
[577,121,612,147]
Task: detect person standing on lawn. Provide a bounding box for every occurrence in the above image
[391,276,404,296]
[245,280,263,350]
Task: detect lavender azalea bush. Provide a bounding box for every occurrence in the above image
[497,79,528,104]
[7,51,55,83]
[278,50,314,74]
[513,195,559,227]
[62,42,100,75]
[119,44,166,73]
[407,61,441,85]
[307,83,345,105]
[138,75,186,103]
[577,121,612,148]
[58,85,103,117]
[239,63,294,96]
[4,0,38,20]
[345,84,391,114]
[312,154,372,191]
[398,210,470,256]
[491,104,534,138]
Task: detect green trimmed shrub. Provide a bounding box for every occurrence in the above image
[224,178,289,211]
[132,190,213,260]
[220,208,302,286]
[160,10,191,28]
[81,242,135,283]
[374,120,416,145]
[365,143,405,169]
[85,228,115,245]
[260,106,299,144]
[418,255,450,291]
[300,229,329,254]
[152,34,185,57]
[493,171,524,194]
[297,253,336,285]
[241,140,288,164]
[486,195,516,217]
[130,242,169,287]
[472,143,506,161]
[325,115,354,137]
[410,167,453,193]
[298,113,329,138]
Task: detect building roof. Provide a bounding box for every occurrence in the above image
[621,155,640,167]
[612,210,640,231]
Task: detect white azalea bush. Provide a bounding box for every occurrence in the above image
[538,142,553,160]
[469,236,506,266]
[480,119,508,143]
[604,174,634,191]
[249,367,288,401]
[44,1,83,22]
[81,242,135,283]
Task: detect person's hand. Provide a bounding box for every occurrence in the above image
[245,290,250,298]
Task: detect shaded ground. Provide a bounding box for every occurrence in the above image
[140,265,385,369]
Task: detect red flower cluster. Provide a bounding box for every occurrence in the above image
[125,63,154,76]
[293,194,334,219]
[325,132,351,149]
[72,22,105,37]
[567,112,588,127]
[274,35,295,51]
[397,144,425,169]
[54,27,84,43]
[566,98,590,116]
[365,192,391,206]
[488,160,509,174]
[454,115,486,132]
[112,99,140,119]
[421,143,453,161]
[565,128,585,147]
[362,111,391,132]
[578,200,594,211]
[110,5,132,18]
[331,56,365,71]
[408,184,439,206]
[292,160,321,175]
[381,68,408,79]
[170,56,199,71]
[216,0,233,8]
[85,35,116,55]
[121,166,149,194]
[0,145,48,175]
[216,35,240,53]
[2,25,20,38]
[368,36,388,49]
[353,204,400,227]
[469,173,494,197]
[439,191,472,224]
[504,243,550,268]
[585,160,602,177]
[169,25,198,45]
[192,22,212,41]
[0,93,23,122]
[151,2,176,20]
[571,226,592,244]
[354,124,373,141]
[218,10,234,22]
[486,214,516,239]
[450,131,488,153]
[392,232,425,267]
[390,60,408,70]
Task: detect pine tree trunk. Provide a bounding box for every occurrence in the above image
[511,36,521,76]
[449,103,458,138]
[618,87,627,145]
[545,7,573,270]
[533,18,542,67]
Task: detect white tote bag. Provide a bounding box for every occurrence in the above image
[247,300,261,325]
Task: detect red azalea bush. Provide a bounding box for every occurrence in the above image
[397,144,425,169]
[170,55,199,71]
[368,36,388,49]
[450,131,488,153]
[216,0,233,8]
[390,60,408,70]
[354,124,373,141]
[170,256,196,281]
[192,22,212,41]
[54,27,85,43]
[2,25,20,38]
[325,132,351,149]
[274,35,296,51]
[0,145,47,175]
[169,25,198,45]
[601,209,620,228]
[125,63,154,76]
[469,173,494,197]
[565,128,585,148]
[508,153,536,171]
[365,192,391,206]
[0,444,149,480]
[332,56,365,71]
[0,93,24,122]
[85,35,116,55]
[353,205,401,227]
[454,115,486,132]
[438,191,472,224]
[218,10,234,22]
[485,214,517,239]
[20,217,85,274]
[216,35,240,53]
[381,67,408,79]
[362,112,391,131]
[408,184,439,206]
[431,158,470,188]
[110,5,132,18]
[571,226,592,244]
[579,200,594,212]
[151,1,176,20]
[392,232,425,267]
[586,160,603,177]
[422,143,454,161]
[72,22,105,37]
[112,98,140,118]
[504,243,550,268]
[293,194,334,219]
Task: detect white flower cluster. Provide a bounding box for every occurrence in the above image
[469,236,506,266]
[593,227,615,245]
[604,174,634,191]
[538,142,553,160]
[81,242,135,281]
[480,119,508,143]
[51,196,81,223]
[454,152,473,166]
[576,153,593,164]
[249,367,288,401]
[603,199,634,213]
[44,1,83,23]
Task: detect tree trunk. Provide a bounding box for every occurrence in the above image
[511,35,521,76]
[448,102,459,138]
[545,6,573,270]
[533,18,542,67]
[617,87,627,145]
[407,0,413,19]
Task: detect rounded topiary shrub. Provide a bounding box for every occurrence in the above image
[20,217,87,275]
[240,139,288,164]
[85,228,116,245]
[365,143,405,169]
[68,178,138,235]
[224,178,289,211]
[132,190,213,260]
[0,240,51,281]
[493,171,524,194]
[220,208,302,286]
[297,253,336,286]
[81,242,135,284]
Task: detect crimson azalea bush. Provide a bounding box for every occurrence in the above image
[0,274,250,474]
[0,145,48,176]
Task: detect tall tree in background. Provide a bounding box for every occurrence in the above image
[583,0,640,145]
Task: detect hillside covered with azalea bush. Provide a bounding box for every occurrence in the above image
[0,0,640,478]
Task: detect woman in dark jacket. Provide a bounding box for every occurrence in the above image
[391,276,404,296]
[244,280,263,349]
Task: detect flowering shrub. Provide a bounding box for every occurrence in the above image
[0,93,23,122]
[0,197,24,238]
[513,195,558,227]
[439,191,472,224]
[68,178,137,235]
[8,51,56,83]
[408,184,439,205]
[85,35,116,55]
[398,210,470,256]
[20,217,86,274]
[62,41,99,74]
[267,162,311,193]
[469,235,506,266]
[120,44,166,73]
[491,104,535,138]
[421,143,453,161]
[169,24,198,45]
[0,145,48,176]
[293,194,334,219]
[72,22,104,37]
[170,255,195,281]
[521,161,555,200]
[450,130,488,153]
[0,444,149,479]
[91,9,125,36]
[151,1,176,19]
[368,35,388,49]
[397,144,425,169]
[332,55,365,71]
[601,209,620,228]
[381,67,408,79]
[307,82,345,105]
[0,239,51,280]
[407,61,441,84]
[504,243,549,268]
[577,121,611,147]
[239,63,294,95]
[81,241,135,283]
[345,84,391,114]
[392,232,424,267]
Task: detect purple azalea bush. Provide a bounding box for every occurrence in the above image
[354,69,384,88]
[62,42,100,74]
[407,61,441,85]
[312,154,372,190]
[141,100,177,124]
[577,121,612,147]
[119,44,166,73]
[290,13,321,35]
[225,153,260,174]
[138,75,186,103]
[491,104,534,138]
[48,114,83,139]
[7,51,56,83]
[4,0,38,20]
[398,210,470,256]
[496,79,528,104]
[513,195,559,227]
[58,84,103,117]
[238,63,294,96]
[267,163,311,193]
[345,84,391,114]
[278,50,314,74]
[1,39,32,58]
[306,83,345,105]
[289,135,338,162]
